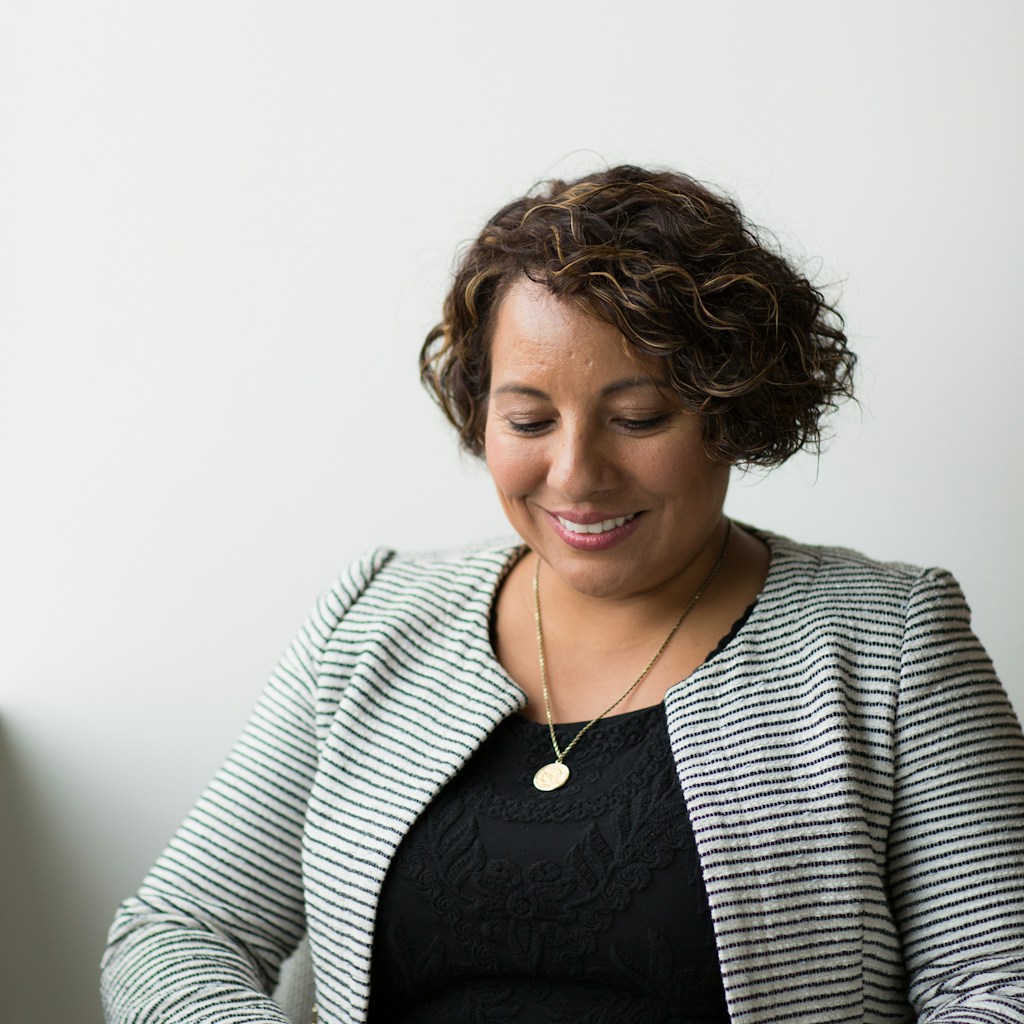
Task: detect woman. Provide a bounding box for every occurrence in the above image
[101,167,1024,1023]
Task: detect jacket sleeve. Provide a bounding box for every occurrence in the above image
[890,568,1024,1023]
[100,549,392,1024]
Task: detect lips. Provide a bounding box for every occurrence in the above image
[547,510,644,550]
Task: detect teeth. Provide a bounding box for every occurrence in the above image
[557,513,636,535]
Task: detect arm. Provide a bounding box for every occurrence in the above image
[890,568,1024,1022]
[100,549,391,1023]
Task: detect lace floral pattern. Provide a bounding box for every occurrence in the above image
[369,705,730,1023]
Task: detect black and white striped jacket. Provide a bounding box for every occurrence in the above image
[101,531,1024,1023]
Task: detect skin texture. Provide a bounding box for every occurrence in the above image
[486,279,769,722]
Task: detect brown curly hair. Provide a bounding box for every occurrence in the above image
[420,165,854,466]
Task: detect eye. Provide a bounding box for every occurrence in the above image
[617,414,671,432]
[506,419,553,435]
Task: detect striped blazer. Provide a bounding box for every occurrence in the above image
[101,531,1024,1023]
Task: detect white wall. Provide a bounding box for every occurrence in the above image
[2,3,1022,1020]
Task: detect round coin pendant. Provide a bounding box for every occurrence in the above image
[533,761,570,791]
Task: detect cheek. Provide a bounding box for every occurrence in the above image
[484,432,545,499]
[665,458,730,506]
[643,439,729,502]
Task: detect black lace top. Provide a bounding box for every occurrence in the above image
[367,700,732,1023]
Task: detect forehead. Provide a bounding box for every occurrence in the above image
[490,278,662,384]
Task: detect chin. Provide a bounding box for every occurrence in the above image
[545,557,644,601]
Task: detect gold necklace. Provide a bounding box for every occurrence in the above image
[531,520,732,792]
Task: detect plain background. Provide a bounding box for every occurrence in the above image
[2,3,1022,1021]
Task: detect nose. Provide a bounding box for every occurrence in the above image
[547,424,616,501]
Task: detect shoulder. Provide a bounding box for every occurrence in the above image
[757,527,924,581]
[756,527,955,595]
[749,526,972,636]
[385,538,525,581]
[304,540,525,699]
[313,538,524,631]
[373,538,524,602]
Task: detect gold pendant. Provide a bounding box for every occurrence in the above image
[533,761,570,791]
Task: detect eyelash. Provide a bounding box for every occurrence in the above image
[506,414,670,435]
[506,421,551,435]
[619,414,670,432]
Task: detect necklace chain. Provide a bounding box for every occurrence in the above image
[533,520,733,772]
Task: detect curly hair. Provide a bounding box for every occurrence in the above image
[420,165,854,466]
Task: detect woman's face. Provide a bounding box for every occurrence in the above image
[484,278,730,603]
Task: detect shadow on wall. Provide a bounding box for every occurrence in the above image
[0,713,106,1024]
[0,706,251,1024]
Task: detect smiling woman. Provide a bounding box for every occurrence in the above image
[101,167,1024,1024]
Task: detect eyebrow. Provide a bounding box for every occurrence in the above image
[491,377,668,399]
